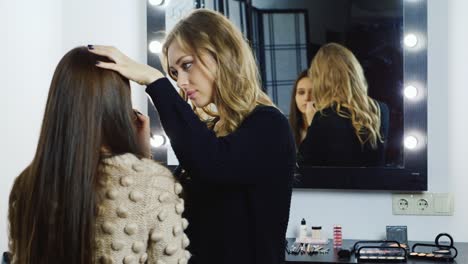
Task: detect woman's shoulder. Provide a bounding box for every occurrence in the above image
[375,100,389,116]
[249,105,287,121]
[315,106,346,121]
[246,105,291,129]
[100,153,180,195]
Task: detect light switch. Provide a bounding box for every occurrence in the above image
[433,193,454,215]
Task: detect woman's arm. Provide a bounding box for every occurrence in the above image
[147,78,295,185]
[88,45,295,185]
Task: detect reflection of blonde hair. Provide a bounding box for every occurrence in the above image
[162,9,273,136]
[308,43,383,148]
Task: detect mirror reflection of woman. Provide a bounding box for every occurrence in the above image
[298,43,389,167]
[88,9,295,264]
[8,47,188,264]
[289,70,317,147]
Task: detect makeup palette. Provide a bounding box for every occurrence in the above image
[354,240,407,262]
[408,233,458,262]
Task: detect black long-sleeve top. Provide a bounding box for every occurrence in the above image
[298,101,389,167]
[146,78,295,264]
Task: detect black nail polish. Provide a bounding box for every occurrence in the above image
[95,61,100,65]
[87,44,94,50]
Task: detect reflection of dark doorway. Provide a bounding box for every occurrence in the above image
[200,0,249,37]
[203,0,310,116]
[253,9,309,117]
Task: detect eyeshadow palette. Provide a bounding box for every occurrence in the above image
[356,247,407,262]
[409,244,457,262]
[354,240,407,263]
[409,233,458,262]
[408,251,454,261]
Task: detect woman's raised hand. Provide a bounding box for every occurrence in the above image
[88,45,165,85]
[133,109,152,159]
[305,101,317,126]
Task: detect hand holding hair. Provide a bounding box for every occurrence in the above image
[88,45,165,85]
[305,101,317,126]
[133,109,152,158]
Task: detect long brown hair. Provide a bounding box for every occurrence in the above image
[8,46,144,264]
[308,43,383,148]
[162,9,274,136]
[289,70,309,148]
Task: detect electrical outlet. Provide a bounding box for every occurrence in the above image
[392,193,454,216]
[397,198,410,211]
[414,196,434,215]
[393,194,416,215]
[416,198,429,212]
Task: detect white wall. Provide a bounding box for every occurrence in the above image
[1,0,467,253]
[1,0,64,253]
[447,0,468,241]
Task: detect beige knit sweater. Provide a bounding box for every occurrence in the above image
[95,153,190,264]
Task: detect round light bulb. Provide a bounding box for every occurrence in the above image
[149,41,162,54]
[150,135,166,147]
[149,0,164,6]
[404,85,418,99]
[404,34,418,48]
[404,136,418,149]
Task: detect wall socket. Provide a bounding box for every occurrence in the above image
[392,193,454,215]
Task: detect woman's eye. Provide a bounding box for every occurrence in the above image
[298,91,305,95]
[182,62,192,71]
[170,70,178,78]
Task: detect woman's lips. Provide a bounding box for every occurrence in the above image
[187,90,197,100]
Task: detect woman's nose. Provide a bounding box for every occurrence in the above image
[177,74,189,89]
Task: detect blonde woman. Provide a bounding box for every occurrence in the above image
[88,9,295,264]
[298,43,389,167]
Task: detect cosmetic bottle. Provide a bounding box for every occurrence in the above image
[311,226,322,240]
[299,218,308,240]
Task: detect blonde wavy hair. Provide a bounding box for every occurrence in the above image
[308,43,383,149]
[162,9,274,136]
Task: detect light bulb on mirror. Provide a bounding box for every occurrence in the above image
[150,135,166,148]
[404,34,418,48]
[149,41,163,54]
[404,85,418,99]
[404,136,418,149]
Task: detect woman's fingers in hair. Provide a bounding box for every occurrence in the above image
[88,45,121,62]
[95,61,118,71]
[88,44,165,86]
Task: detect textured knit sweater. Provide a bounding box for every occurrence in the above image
[146,78,296,264]
[95,153,190,264]
[9,153,190,264]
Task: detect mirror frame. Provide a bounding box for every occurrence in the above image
[146,0,428,191]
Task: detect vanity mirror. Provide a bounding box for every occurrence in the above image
[146,0,427,190]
